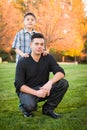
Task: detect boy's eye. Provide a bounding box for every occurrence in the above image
[27,18,34,21]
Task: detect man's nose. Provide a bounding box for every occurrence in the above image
[38,44,42,48]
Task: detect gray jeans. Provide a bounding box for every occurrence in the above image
[19,79,69,113]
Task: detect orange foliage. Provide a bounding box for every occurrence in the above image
[26,0,85,56]
[0,0,86,57]
[0,0,23,52]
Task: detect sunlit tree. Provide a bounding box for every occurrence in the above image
[0,0,23,52]
[0,0,86,61]
[25,0,85,59]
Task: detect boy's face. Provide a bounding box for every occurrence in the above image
[30,38,44,55]
[24,15,36,30]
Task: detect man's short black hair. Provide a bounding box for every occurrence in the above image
[24,12,36,19]
[31,33,45,41]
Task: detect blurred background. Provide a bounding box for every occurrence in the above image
[0,0,87,63]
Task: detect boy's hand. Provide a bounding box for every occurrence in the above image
[42,50,48,56]
[22,53,29,57]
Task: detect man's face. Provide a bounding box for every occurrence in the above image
[30,38,44,55]
[24,15,36,29]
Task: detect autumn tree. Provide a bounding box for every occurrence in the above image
[24,0,85,60]
[82,18,87,53]
[0,0,7,50]
[13,0,28,13]
[62,0,85,57]
[0,0,23,53]
[0,0,86,62]
[10,0,85,59]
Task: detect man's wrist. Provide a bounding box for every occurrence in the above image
[48,80,53,85]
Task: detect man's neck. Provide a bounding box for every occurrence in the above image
[31,53,41,62]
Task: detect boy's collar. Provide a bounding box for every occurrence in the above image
[24,28,35,34]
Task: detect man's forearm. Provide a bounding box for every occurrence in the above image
[50,72,64,85]
[20,85,37,96]
[20,85,47,98]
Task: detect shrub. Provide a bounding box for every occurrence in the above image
[0,49,10,62]
[49,48,62,61]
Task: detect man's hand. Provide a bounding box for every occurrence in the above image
[36,89,47,98]
[40,81,52,96]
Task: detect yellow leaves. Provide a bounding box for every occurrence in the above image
[64,36,84,56]
[0,0,86,57]
[0,0,23,52]
[85,21,87,33]
[65,49,82,57]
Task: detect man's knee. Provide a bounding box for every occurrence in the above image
[63,79,69,88]
[61,79,69,91]
[55,78,69,90]
[24,100,37,112]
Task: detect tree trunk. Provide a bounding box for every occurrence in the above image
[62,55,65,62]
[74,56,77,61]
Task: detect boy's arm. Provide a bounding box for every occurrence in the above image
[12,32,29,58]
[15,48,29,57]
[42,50,49,56]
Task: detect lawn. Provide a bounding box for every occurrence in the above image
[0,63,87,130]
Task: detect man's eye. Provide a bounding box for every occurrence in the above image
[35,42,44,46]
[35,43,39,45]
[40,43,44,46]
[27,19,30,21]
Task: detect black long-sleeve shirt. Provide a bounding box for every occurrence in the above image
[14,54,65,95]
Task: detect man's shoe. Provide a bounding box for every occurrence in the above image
[42,110,62,119]
[24,112,33,118]
[19,104,33,117]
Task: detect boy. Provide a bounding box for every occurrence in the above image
[12,12,37,63]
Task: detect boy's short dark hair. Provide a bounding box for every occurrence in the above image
[24,12,36,19]
[31,33,45,41]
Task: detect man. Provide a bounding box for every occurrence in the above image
[14,33,69,119]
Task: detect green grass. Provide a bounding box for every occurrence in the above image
[0,63,87,130]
